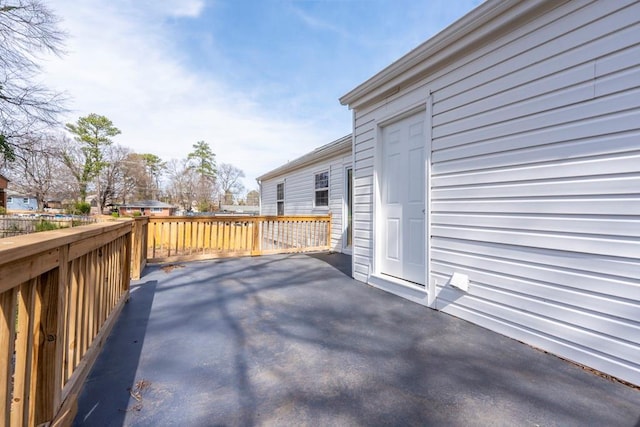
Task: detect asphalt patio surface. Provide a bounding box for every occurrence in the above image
[74,253,640,426]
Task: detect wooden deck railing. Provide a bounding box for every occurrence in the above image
[0,215,330,425]
[147,215,331,263]
[0,221,132,426]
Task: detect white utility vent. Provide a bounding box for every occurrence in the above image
[448,272,469,292]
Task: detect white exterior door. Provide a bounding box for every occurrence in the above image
[380,112,425,285]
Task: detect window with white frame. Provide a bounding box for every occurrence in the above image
[314,171,329,207]
[150,207,162,213]
[276,183,285,216]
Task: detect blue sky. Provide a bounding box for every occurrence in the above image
[43,0,482,190]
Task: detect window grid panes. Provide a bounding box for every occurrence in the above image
[276,183,284,216]
[314,171,329,207]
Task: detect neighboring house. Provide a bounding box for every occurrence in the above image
[257,134,353,253]
[6,191,38,211]
[219,205,260,215]
[44,200,64,210]
[119,200,176,216]
[0,174,7,210]
[340,0,639,385]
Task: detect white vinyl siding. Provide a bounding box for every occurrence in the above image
[349,0,640,385]
[260,151,352,252]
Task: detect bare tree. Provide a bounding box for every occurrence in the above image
[58,134,90,202]
[165,159,198,211]
[217,163,245,205]
[120,153,150,202]
[97,144,131,212]
[6,133,63,209]
[0,0,66,160]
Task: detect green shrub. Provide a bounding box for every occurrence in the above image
[111,212,119,218]
[36,220,61,232]
[0,207,5,215]
[132,211,142,217]
[197,201,210,213]
[74,202,91,215]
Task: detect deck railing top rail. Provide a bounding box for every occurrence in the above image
[0,220,130,272]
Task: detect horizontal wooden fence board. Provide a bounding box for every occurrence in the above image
[0,249,59,294]
[68,225,130,261]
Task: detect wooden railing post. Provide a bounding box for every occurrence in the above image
[123,226,133,293]
[53,245,69,412]
[327,213,332,250]
[33,267,62,424]
[251,218,261,256]
[131,217,149,280]
[0,286,17,425]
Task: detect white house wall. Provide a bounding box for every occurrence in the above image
[351,0,640,385]
[261,153,352,252]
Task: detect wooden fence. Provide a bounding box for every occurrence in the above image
[0,217,96,239]
[0,221,132,426]
[147,215,331,262]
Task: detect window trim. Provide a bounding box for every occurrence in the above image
[276,182,285,216]
[313,170,329,208]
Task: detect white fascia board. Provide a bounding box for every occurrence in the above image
[256,134,352,182]
[339,0,555,109]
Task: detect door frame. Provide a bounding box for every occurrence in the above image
[371,94,434,306]
[343,165,353,255]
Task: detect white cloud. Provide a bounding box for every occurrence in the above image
[154,0,207,18]
[292,6,352,39]
[42,0,342,190]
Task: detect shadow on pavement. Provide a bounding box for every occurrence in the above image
[74,281,157,426]
[306,252,352,277]
[73,254,640,426]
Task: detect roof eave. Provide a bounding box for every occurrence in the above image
[257,134,352,182]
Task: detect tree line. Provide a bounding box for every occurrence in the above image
[4,113,255,213]
[0,1,257,213]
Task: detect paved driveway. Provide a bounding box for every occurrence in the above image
[75,253,640,426]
